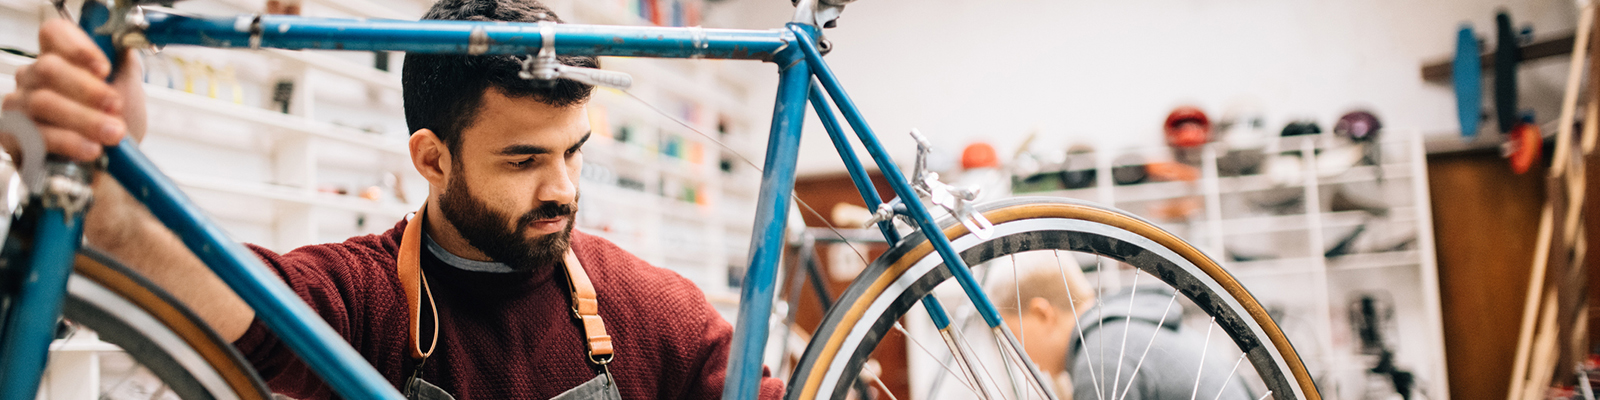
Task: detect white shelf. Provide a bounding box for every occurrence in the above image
[0,50,32,74]
[1063,163,1416,205]
[48,339,123,353]
[170,173,413,217]
[263,49,401,92]
[1210,207,1417,236]
[1020,133,1448,400]
[144,86,408,155]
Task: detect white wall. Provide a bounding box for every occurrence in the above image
[705,0,1582,177]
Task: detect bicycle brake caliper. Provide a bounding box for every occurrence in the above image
[908,129,994,240]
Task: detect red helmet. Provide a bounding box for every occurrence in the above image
[1165,107,1211,148]
[961,142,1000,170]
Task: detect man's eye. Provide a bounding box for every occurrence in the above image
[511,158,535,167]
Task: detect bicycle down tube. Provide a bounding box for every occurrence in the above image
[44,3,1024,399]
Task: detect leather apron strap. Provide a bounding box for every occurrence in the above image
[563,251,613,364]
[397,205,613,366]
[399,206,439,360]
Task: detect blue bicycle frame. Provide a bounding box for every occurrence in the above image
[0,2,1013,399]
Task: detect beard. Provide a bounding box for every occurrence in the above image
[436,169,577,272]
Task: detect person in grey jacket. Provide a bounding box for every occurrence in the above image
[994,254,1252,400]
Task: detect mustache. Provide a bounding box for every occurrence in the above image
[517,201,578,226]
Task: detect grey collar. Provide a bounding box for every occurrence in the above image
[421,229,516,273]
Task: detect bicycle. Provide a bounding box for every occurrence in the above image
[0,0,1322,399]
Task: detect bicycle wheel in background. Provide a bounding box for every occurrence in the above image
[786,197,1319,400]
[44,247,271,399]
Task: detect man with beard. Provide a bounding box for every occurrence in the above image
[2,0,784,398]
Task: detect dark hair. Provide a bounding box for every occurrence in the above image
[402,0,598,153]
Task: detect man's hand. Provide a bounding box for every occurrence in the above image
[1,19,252,341]
[2,19,145,161]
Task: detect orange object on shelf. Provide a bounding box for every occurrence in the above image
[1145,161,1200,182]
[961,142,999,170]
[1505,121,1542,174]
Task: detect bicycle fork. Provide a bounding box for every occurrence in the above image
[0,158,97,400]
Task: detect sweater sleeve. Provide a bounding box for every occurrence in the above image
[230,235,410,399]
[682,305,786,400]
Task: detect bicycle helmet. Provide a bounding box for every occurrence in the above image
[1280,121,1322,137]
[1165,106,1211,148]
[1335,111,1382,142]
[1058,144,1097,189]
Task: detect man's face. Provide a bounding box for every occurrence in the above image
[436,88,589,270]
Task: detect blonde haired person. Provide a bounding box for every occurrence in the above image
[992,252,1252,400]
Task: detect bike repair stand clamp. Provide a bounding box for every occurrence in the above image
[517,21,634,91]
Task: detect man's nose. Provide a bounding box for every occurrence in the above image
[537,162,578,204]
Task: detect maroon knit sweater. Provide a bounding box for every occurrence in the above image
[233,218,784,399]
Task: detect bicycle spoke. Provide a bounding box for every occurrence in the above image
[1110,272,1140,397]
[892,322,983,397]
[992,333,1026,400]
[1054,250,1104,400]
[148,382,172,400]
[1210,353,1247,400]
[1116,292,1179,400]
[993,325,1054,400]
[862,364,903,400]
[1012,254,1025,347]
[1189,318,1217,400]
[98,363,146,400]
[954,322,1009,400]
[1095,257,1107,400]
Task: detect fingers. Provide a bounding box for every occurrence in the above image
[1,93,99,162]
[38,19,110,79]
[40,124,103,161]
[23,90,122,158]
[17,54,122,115]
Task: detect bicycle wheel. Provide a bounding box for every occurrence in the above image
[47,246,271,399]
[786,197,1318,400]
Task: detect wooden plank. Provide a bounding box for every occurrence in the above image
[1421,33,1577,83]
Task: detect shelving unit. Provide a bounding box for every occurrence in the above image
[1014,132,1449,400]
[2,0,765,397]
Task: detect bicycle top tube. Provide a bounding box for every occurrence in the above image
[141,9,793,61]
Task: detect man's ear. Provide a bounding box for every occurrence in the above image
[410,129,451,189]
[1027,297,1058,326]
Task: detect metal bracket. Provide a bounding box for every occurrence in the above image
[792,0,848,29]
[862,197,912,230]
[909,129,994,239]
[93,1,153,50]
[516,21,634,90]
[41,175,93,220]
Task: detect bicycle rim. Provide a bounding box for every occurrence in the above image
[785,197,1318,400]
[52,247,270,399]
